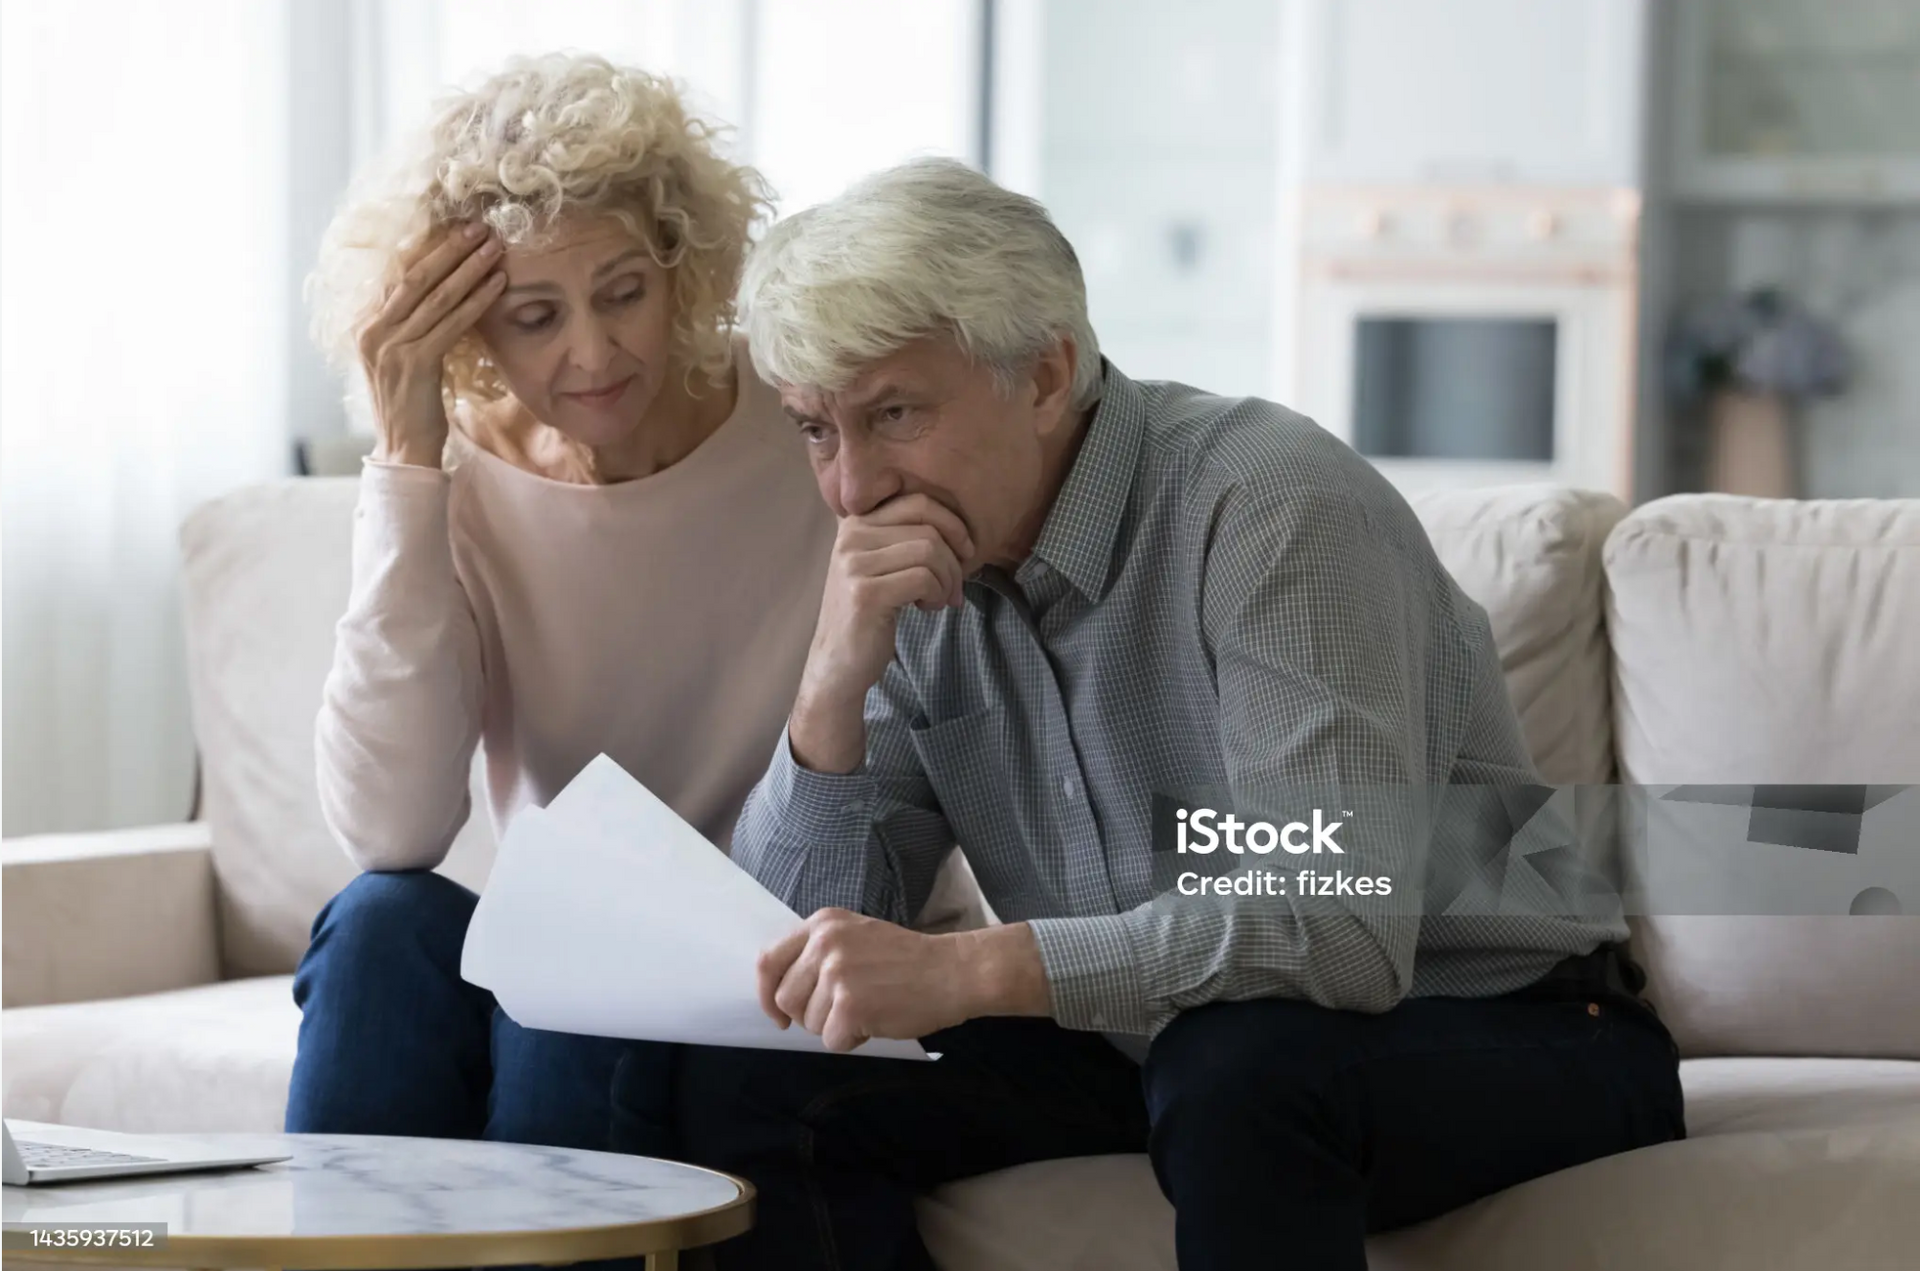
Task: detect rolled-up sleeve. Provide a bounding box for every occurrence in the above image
[729,662,959,926]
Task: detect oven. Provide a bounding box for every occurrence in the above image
[1292,189,1640,500]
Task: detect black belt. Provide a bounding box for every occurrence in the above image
[1523,941,1651,1005]
[1505,944,1678,1072]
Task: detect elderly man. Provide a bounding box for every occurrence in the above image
[621,159,1684,1271]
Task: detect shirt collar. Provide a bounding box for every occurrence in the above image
[1016,361,1147,603]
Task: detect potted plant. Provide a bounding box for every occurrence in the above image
[1665,287,1847,498]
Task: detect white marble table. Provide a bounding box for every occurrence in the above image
[1,1128,751,1269]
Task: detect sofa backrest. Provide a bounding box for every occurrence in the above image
[196,471,1919,1065]
[178,478,497,978]
[1605,494,1920,1059]
[1406,485,1626,787]
[176,477,1631,978]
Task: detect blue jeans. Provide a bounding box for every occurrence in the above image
[632,954,1685,1271]
[285,870,674,1156]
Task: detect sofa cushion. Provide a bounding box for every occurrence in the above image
[916,1059,1920,1271]
[2,824,220,1009]
[1606,494,1920,784]
[1679,1055,1920,1136]
[0,976,298,1133]
[179,480,497,977]
[1627,914,1920,1060]
[1407,485,1625,786]
[1604,495,1920,1059]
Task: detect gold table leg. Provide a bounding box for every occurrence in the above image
[645,1252,678,1271]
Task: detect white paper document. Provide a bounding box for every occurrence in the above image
[461,754,932,1060]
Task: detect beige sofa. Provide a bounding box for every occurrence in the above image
[5,479,1919,1269]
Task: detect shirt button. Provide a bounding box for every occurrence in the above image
[840,800,866,815]
[1061,776,1077,799]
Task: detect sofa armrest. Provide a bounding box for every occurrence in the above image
[2,823,222,1008]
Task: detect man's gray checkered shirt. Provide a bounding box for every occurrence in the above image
[732,362,1628,1047]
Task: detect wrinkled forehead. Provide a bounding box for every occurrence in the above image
[776,382,834,418]
[773,337,973,418]
[776,374,927,423]
[503,215,653,264]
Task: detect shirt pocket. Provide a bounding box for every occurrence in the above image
[907,706,1043,917]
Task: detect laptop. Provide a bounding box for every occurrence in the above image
[3,1120,290,1185]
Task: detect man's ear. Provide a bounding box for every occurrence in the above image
[1031,335,1079,437]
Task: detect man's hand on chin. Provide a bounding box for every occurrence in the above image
[757,911,1051,1052]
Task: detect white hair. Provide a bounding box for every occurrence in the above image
[740,157,1102,409]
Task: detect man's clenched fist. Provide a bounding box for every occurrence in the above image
[789,493,973,773]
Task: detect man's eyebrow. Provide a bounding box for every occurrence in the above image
[844,383,915,412]
[781,382,919,422]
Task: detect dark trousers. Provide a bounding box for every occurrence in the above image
[285,870,676,1155]
[624,964,1685,1271]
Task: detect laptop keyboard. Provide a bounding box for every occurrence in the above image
[18,1142,166,1168]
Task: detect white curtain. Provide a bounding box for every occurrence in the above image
[363,0,980,221]
[359,0,754,175]
[1,1,291,835]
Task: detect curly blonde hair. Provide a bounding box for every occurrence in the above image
[309,53,773,408]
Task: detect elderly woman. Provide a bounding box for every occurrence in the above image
[283,53,840,1153]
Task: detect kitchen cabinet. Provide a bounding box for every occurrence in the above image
[1670,0,1920,203]
[1295,0,1646,188]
